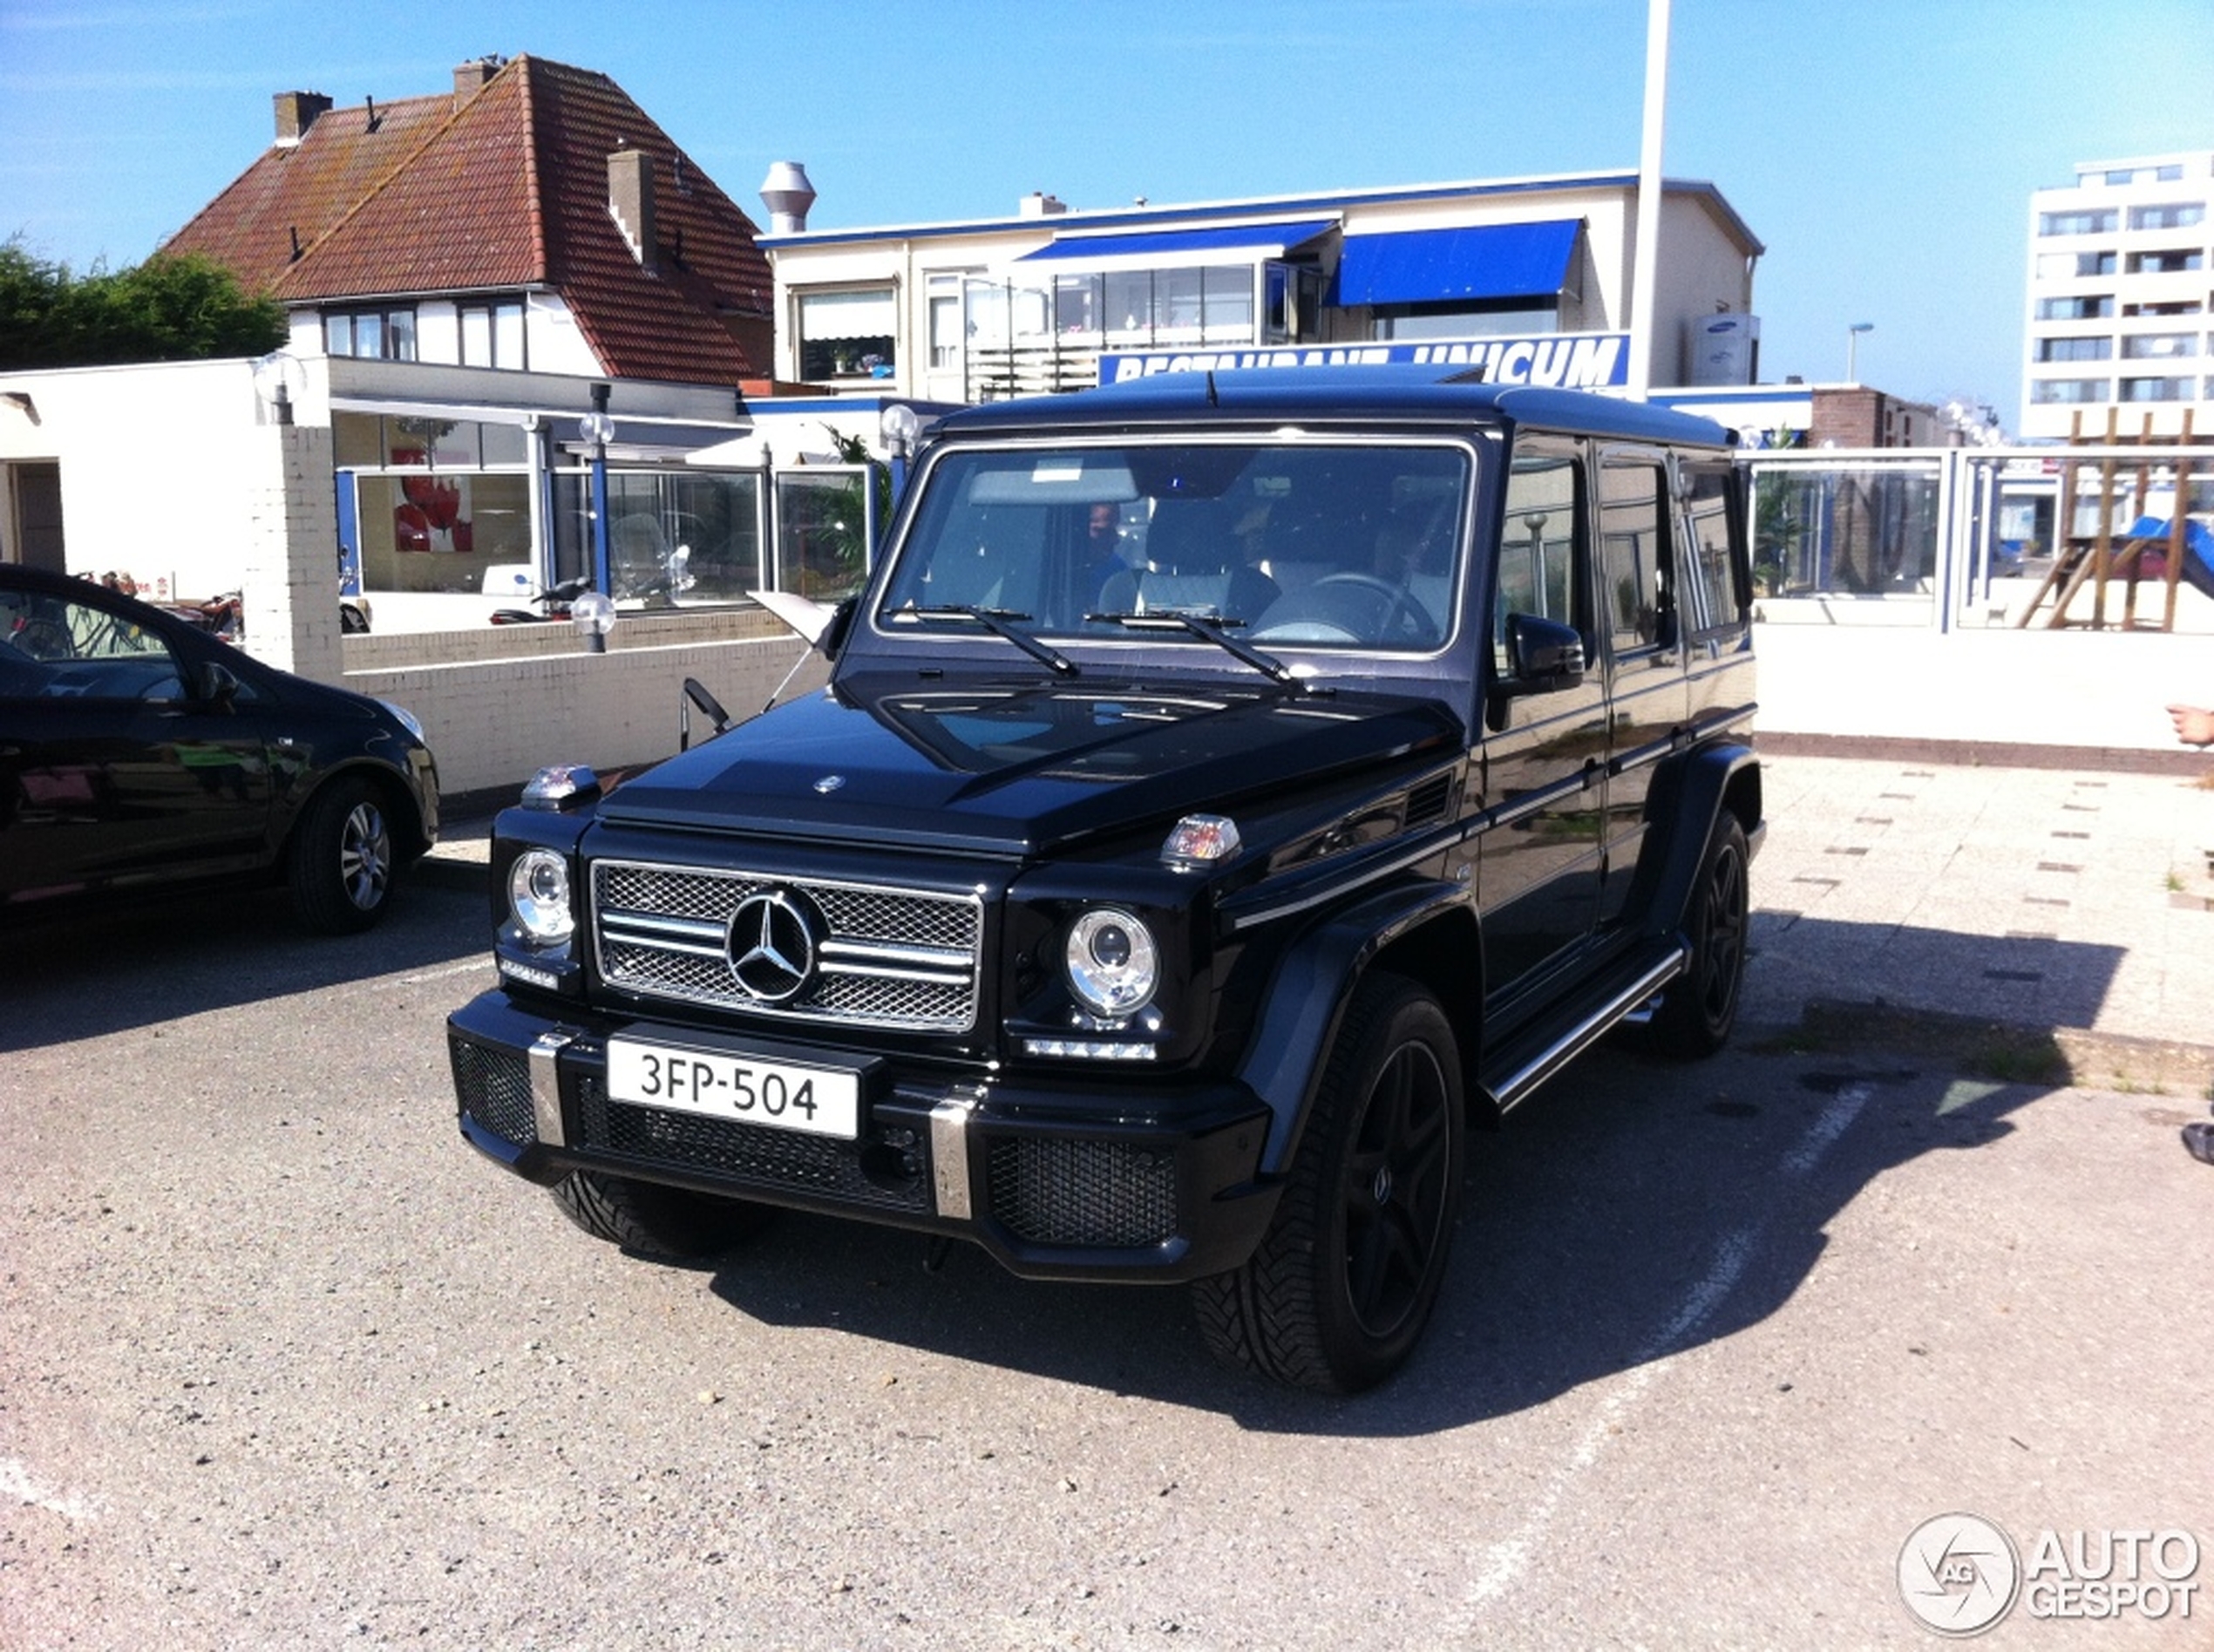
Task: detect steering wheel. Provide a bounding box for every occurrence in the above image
[1312,573,1430,643]
[10,618,73,662]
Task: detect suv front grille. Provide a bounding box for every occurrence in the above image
[592,860,983,1032]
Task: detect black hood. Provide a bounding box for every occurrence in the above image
[596,676,1464,857]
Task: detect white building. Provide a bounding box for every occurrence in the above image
[759,170,1764,408]
[2022,151,2213,441]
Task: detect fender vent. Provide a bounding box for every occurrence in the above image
[1404,774,1453,830]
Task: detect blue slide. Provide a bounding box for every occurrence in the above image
[2122,514,2214,599]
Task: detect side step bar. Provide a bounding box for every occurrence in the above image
[1479,943,1688,1115]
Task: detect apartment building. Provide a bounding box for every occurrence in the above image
[2021,151,2212,439]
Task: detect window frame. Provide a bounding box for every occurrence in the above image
[323,304,420,362]
[1679,457,1749,642]
[1493,433,1591,680]
[1596,448,1677,660]
[796,285,900,381]
[458,297,526,369]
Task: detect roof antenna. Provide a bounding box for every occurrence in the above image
[1205,370,1219,407]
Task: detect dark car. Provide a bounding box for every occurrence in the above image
[0,564,438,932]
[447,369,1762,1391]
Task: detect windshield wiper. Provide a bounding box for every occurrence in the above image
[902,604,1078,677]
[1085,609,1313,694]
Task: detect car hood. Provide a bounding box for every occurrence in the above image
[594,676,1464,857]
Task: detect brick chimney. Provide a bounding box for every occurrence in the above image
[274,91,332,146]
[608,148,657,273]
[453,57,504,100]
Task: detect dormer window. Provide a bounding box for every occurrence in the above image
[325,306,418,361]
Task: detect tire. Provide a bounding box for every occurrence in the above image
[287,776,396,935]
[1651,814,1750,1058]
[1193,971,1464,1393]
[547,1170,775,1260]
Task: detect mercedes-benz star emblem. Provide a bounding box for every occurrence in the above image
[725,889,821,1003]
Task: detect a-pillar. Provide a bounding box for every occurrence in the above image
[239,419,341,683]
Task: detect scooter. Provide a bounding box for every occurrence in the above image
[490,577,592,625]
[626,543,695,609]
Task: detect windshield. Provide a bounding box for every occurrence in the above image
[875,440,1471,654]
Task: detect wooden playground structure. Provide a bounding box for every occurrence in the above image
[2015,406,2209,629]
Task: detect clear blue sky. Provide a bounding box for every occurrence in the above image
[3,0,2209,432]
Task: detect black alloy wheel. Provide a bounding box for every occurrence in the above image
[1194,970,1464,1393]
[1652,814,1750,1058]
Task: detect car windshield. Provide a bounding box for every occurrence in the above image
[875,440,1470,654]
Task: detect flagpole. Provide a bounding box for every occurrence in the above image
[1627,0,1670,401]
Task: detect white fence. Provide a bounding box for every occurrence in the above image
[1748,445,2213,634]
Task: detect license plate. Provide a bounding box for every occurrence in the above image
[607,1037,861,1139]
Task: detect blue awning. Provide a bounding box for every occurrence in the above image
[1015,218,1338,270]
[1332,220,1582,306]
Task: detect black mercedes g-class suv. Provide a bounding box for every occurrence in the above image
[448,369,1762,1393]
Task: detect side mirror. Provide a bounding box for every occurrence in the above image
[199,660,242,710]
[1487,613,1586,727]
[1508,614,1586,688]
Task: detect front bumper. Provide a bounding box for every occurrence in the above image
[447,990,1280,1282]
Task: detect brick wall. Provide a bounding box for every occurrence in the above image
[1810,387,1884,448]
[241,424,341,681]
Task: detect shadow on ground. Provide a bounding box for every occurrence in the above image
[0,876,482,1050]
[699,1033,2076,1436]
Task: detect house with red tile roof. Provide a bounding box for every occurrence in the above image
[166,54,775,389]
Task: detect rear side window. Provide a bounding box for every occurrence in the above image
[1681,460,1749,637]
[1599,456,1674,653]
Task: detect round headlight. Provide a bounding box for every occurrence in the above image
[1064,908,1158,1017]
[509,848,574,943]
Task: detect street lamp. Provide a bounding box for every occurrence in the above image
[570,589,617,655]
[879,402,920,502]
[581,381,615,597]
[1845,323,1874,384]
